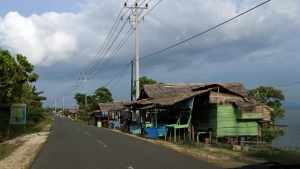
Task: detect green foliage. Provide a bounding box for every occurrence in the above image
[248,86,286,142]
[247,86,285,121]
[0,50,45,137]
[73,118,86,125]
[0,50,38,102]
[261,124,285,142]
[93,87,113,103]
[7,116,53,140]
[132,76,164,98]
[74,86,114,112]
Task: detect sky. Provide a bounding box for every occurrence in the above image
[0,0,300,109]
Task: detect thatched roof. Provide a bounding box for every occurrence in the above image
[97,101,128,112]
[134,88,212,107]
[125,83,273,112]
[140,82,248,99]
[66,108,79,113]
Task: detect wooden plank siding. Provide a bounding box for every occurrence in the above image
[217,106,258,137]
[196,105,258,143]
[237,105,265,120]
[236,112,264,120]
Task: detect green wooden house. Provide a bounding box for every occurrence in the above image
[125,83,272,143]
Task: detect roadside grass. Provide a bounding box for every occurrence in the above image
[172,139,300,164]
[212,143,233,150]
[0,116,53,162]
[9,116,54,140]
[0,141,24,161]
[245,146,300,164]
[73,118,86,125]
[178,139,206,149]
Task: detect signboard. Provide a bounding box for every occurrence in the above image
[10,103,26,124]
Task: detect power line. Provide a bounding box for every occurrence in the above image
[89,28,134,79]
[61,1,149,97]
[102,0,271,90]
[89,22,127,75]
[88,1,148,76]
[110,62,131,90]
[104,62,132,87]
[80,0,129,74]
[139,0,271,61]
[139,0,160,21]
[87,1,141,75]
[273,82,300,88]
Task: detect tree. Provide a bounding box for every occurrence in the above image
[0,50,40,131]
[132,76,164,98]
[247,86,286,142]
[248,86,285,121]
[74,86,113,112]
[0,50,39,102]
[93,87,113,103]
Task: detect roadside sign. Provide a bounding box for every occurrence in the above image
[10,103,26,124]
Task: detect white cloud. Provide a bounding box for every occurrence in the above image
[0,11,78,66]
[1,0,300,105]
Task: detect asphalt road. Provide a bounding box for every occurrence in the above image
[30,117,221,169]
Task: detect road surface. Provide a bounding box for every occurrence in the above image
[30,117,221,169]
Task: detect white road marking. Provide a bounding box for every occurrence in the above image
[98,140,108,147]
[126,166,134,169]
[85,132,90,135]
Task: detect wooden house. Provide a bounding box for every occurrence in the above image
[65,108,79,119]
[125,83,272,143]
[89,102,129,127]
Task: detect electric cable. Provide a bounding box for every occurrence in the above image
[274,82,300,88]
[104,62,132,87]
[89,28,134,79]
[103,0,271,90]
[88,1,147,76]
[80,0,129,74]
[110,62,131,90]
[138,0,271,61]
[87,1,139,74]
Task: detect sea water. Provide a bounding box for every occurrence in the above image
[272,107,300,150]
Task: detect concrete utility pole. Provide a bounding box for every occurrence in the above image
[80,73,88,106]
[123,2,148,99]
[73,85,78,109]
[54,98,57,113]
[61,93,65,114]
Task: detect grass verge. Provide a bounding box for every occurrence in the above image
[73,118,86,125]
[0,141,24,161]
[9,116,54,139]
[245,146,300,164]
[0,116,54,161]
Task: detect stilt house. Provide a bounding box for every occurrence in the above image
[125,83,272,143]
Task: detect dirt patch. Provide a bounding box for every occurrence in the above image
[0,124,51,169]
